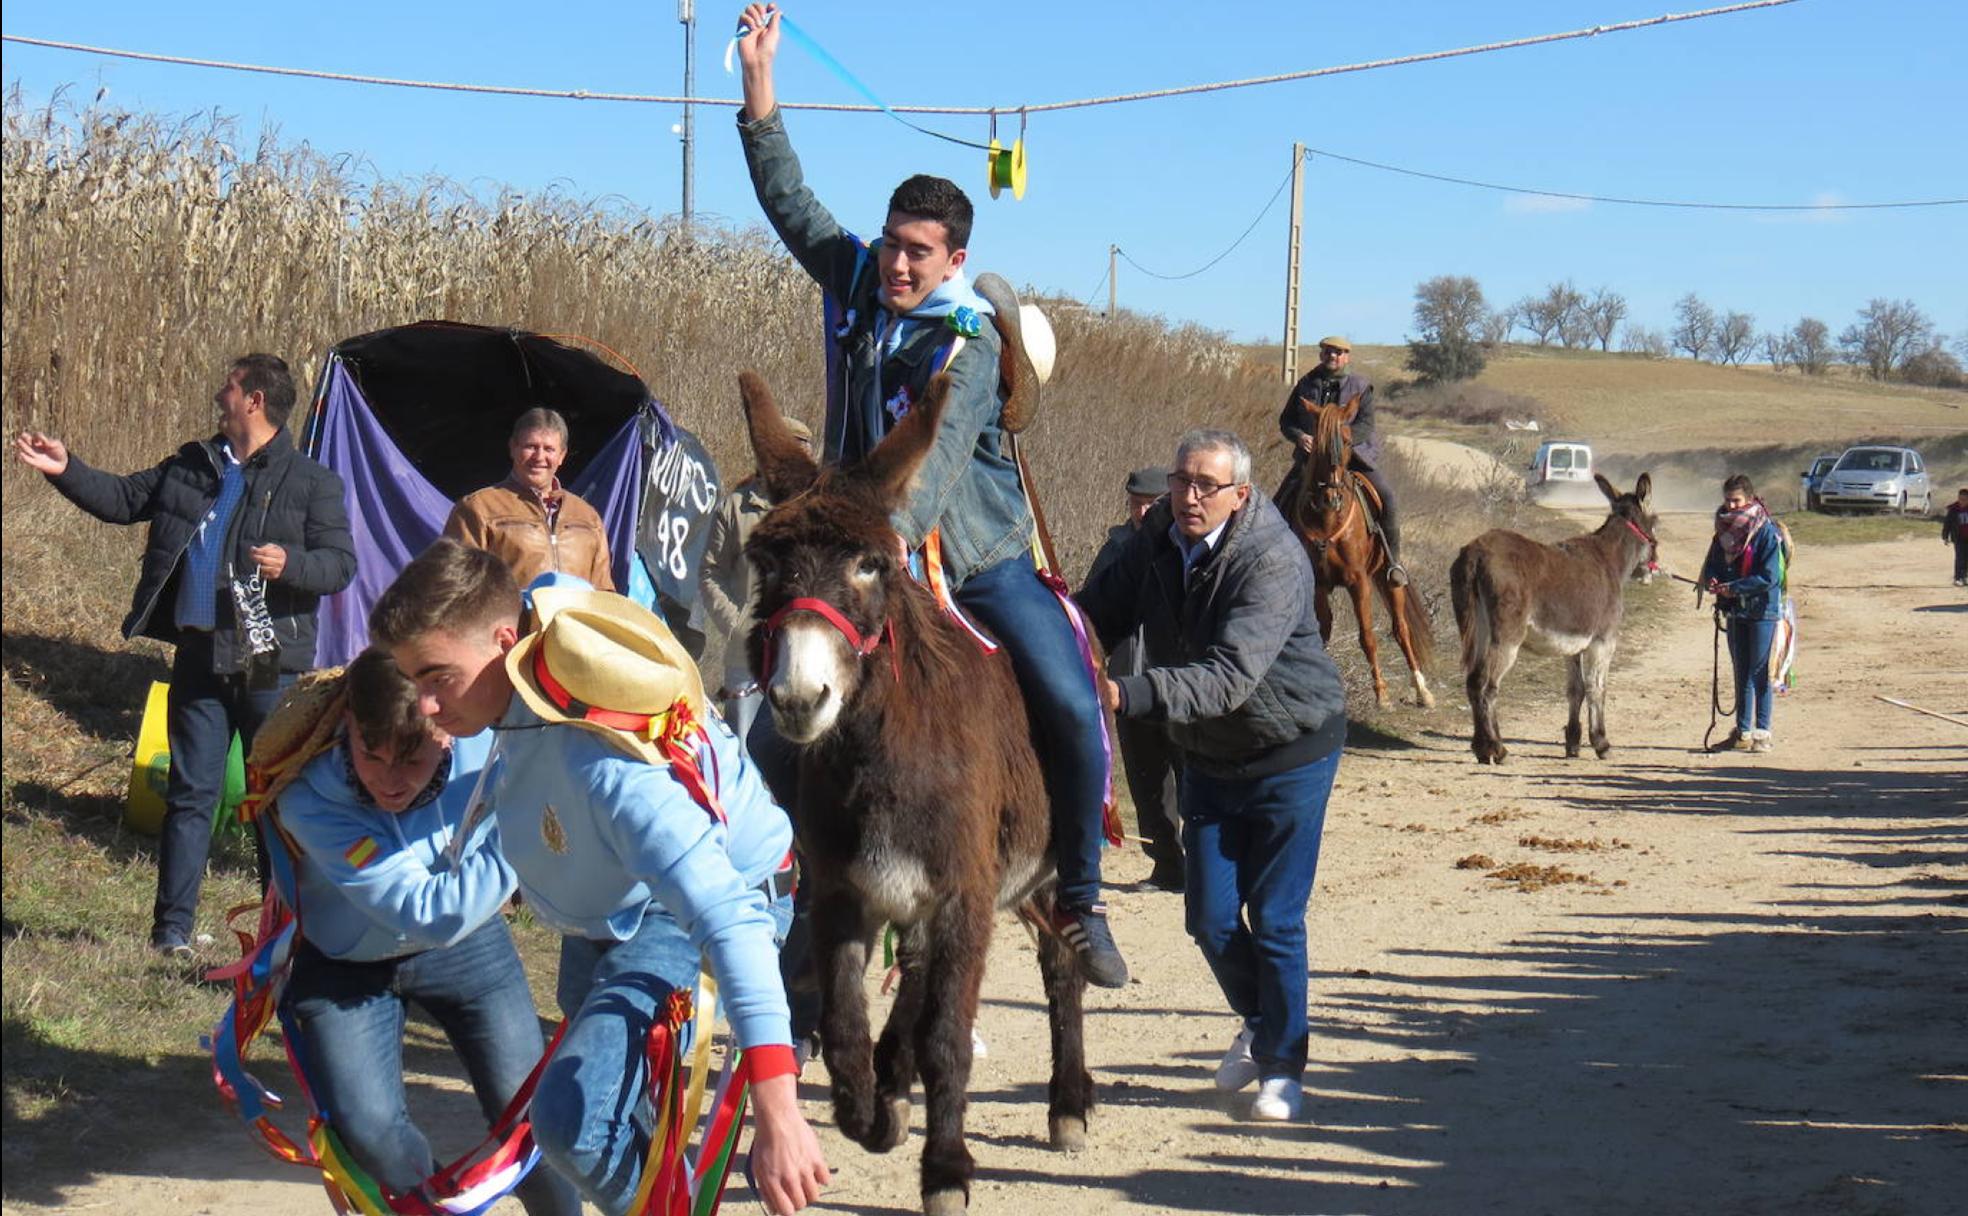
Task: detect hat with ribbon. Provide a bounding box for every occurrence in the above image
[506,587,709,767]
[972,272,1056,434]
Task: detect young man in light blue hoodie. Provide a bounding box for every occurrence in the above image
[734,2,1127,987]
[370,540,829,1216]
[273,648,579,1215]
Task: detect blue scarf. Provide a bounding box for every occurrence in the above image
[875,271,993,359]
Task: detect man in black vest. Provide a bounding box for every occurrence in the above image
[15,354,355,956]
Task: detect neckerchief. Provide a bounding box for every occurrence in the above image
[874,271,993,360]
[1715,498,1769,566]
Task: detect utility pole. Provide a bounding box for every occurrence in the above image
[1108,244,1118,319]
[679,0,697,235]
[1281,142,1305,384]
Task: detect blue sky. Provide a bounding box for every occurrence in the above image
[4,1,1964,346]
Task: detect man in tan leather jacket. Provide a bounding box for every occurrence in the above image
[444,408,614,592]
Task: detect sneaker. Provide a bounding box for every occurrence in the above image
[1749,730,1773,754]
[150,933,194,960]
[1249,1076,1303,1122]
[1052,905,1129,988]
[1708,728,1746,753]
[1214,1027,1259,1092]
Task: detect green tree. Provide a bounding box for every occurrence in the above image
[1406,274,1490,382]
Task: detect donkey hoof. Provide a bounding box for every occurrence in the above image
[1048,1113,1087,1153]
[1594,742,1613,759]
[833,1093,876,1143]
[864,1097,910,1153]
[923,1187,969,1216]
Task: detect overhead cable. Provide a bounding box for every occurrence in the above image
[2,2,1801,115]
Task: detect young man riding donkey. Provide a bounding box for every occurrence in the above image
[734,3,1127,987]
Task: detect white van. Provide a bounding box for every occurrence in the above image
[1526,441,1594,494]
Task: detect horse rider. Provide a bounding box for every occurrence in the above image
[1277,337,1408,586]
[734,3,1129,988]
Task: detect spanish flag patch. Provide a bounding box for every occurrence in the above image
[343,836,380,870]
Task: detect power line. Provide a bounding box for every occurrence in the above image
[1115,155,1299,281]
[1,3,1800,116]
[1304,145,1968,211]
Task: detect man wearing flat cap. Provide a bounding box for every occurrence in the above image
[1278,337,1408,585]
[1085,467,1184,892]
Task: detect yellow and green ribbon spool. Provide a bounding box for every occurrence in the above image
[987,136,1029,200]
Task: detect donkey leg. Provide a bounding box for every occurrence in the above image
[915,893,991,1215]
[1032,895,1093,1152]
[1480,641,1521,765]
[1349,578,1390,708]
[812,886,880,1143]
[867,924,930,1153]
[1564,653,1586,758]
[1584,637,1616,758]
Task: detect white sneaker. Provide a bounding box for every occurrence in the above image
[1249,1076,1303,1122]
[1214,1027,1258,1092]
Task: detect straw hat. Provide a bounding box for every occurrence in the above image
[242,666,349,823]
[506,587,708,765]
[972,272,1055,434]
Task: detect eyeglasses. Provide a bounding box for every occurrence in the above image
[1318,346,1346,357]
[1167,473,1244,500]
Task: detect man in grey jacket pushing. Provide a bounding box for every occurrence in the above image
[1076,428,1348,1124]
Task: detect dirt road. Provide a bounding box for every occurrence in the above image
[8,526,1962,1216]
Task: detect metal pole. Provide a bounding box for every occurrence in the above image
[1282,143,1305,384]
[680,0,696,234]
[1108,244,1118,319]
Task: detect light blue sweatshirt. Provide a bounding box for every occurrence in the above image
[487,701,794,1050]
[279,731,516,963]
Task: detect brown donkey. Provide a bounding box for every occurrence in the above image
[1288,396,1436,708]
[737,371,1092,1216]
[1450,472,1658,764]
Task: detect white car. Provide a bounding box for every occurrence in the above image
[1526,440,1594,496]
[1818,445,1933,514]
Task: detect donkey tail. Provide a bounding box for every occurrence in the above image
[1450,545,1488,677]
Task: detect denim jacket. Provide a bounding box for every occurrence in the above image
[279,731,514,963]
[739,107,1032,588]
[1700,525,1785,622]
[487,702,794,1050]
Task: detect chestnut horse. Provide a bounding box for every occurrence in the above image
[1450,472,1659,765]
[737,371,1091,1216]
[1288,398,1436,708]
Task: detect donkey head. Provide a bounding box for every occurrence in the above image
[738,370,950,743]
[1595,471,1660,578]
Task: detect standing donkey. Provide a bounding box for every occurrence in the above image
[736,370,1092,1216]
[1450,472,1658,764]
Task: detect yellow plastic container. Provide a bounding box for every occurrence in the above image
[124,681,247,835]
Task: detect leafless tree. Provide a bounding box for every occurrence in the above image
[1672,293,1716,361]
[1583,287,1627,351]
[1620,325,1670,358]
[1761,332,1790,371]
[1716,311,1756,366]
[1789,317,1832,375]
[1513,292,1563,346]
[1479,307,1515,349]
[1839,298,1935,380]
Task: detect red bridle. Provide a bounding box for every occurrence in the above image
[759,596,899,684]
[1622,515,1661,573]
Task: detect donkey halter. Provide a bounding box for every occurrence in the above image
[760,597,899,683]
[1621,514,1661,573]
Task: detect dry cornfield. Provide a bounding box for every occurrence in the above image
[1,93,1285,581]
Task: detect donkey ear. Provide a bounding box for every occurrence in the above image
[1634,472,1653,504]
[1594,472,1619,504]
[857,372,952,507]
[739,371,819,504]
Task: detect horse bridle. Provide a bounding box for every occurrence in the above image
[759,596,899,684]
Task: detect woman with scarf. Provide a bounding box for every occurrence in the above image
[256,649,580,1214]
[1700,475,1786,753]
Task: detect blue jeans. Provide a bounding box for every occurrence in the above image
[157,633,290,945]
[535,893,794,1216]
[955,557,1110,909]
[281,918,580,1216]
[1727,617,1777,732]
[1180,746,1342,1083]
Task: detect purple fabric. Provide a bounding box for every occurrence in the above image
[310,360,656,668]
[567,411,647,598]
[311,362,453,668]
